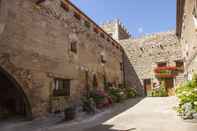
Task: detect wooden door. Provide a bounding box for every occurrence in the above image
[144,79,151,96]
[164,79,175,96]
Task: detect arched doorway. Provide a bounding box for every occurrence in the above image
[0,67,32,120]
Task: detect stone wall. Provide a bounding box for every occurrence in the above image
[120,31,183,87]
[177,0,197,79]
[101,20,143,95]
[0,0,125,118]
[123,53,144,95]
[101,20,131,41]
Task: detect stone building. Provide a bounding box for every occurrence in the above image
[0,0,143,119]
[2,0,193,120]
[101,20,143,95]
[102,20,184,96]
[176,0,197,80]
[121,32,184,96]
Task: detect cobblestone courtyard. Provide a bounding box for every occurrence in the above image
[1,97,197,131]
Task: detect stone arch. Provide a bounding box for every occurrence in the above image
[0,66,32,120]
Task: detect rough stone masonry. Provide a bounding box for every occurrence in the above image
[0,0,189,119]
[0,0,143,118]
[102,20,184,94]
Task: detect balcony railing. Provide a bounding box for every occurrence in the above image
[154,66,178,78]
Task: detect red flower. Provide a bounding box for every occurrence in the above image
[154,66,177,73]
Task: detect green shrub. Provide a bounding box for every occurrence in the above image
[108,87,126,103]
[81,96,96,114]
[175,73,197,119]
[125,88,137,98]
[89,90,106,104]
[149,86,167,97]
[85,90,112,109]
[176,81,197,105]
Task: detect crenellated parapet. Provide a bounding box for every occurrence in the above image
[101,19,131,41]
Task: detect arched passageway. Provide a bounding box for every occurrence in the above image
[0,67,32,120]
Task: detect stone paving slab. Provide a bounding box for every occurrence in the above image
[1,97,197,131]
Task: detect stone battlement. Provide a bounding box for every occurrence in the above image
[101,19,131,37]
[101,19,131,40]
[121,31,176,46]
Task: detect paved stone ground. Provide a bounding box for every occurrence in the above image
[1,97,197,131]
[85,97,197,131]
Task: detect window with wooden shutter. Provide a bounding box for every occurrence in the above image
[71,41,78,53]
[53,79,70,97]
[101,54,106,64]
[157,62,167,67]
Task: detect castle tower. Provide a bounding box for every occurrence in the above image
[101,19,131,41]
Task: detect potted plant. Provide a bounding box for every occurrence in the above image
[81,96,96,114]
[64,105,76,121]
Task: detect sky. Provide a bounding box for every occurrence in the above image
[70,0,176,38]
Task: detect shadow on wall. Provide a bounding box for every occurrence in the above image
[123,52,144,96]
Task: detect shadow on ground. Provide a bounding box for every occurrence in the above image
[48,97,145,131]
[0,97,144,131]
[78,97,143,131]
[86,124,136,131]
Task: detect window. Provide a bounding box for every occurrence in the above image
[140,47,144,52]
[176,61,184,68]
[101,54,106,63]
[120,62,123,71]
[93,74,98,87]
[176,60,184,72]
[71,41,77,53]
[84,20,91,28]
[193,0,197,18]
[53,79,70,97]
[157,62,167,67]
[100,33,105,39]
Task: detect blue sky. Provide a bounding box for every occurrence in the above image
[70,0,176,37]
